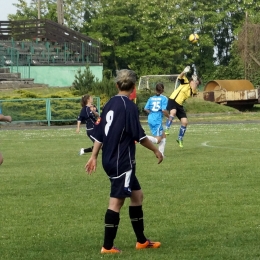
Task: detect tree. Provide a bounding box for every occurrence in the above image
[72,65,96,95]
[8,0,88,30]
[7,0,260,84]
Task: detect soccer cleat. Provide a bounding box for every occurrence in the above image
[101,246,122,254]
[79,148,84,155]
[176,139,183,148]
[136,239,161,249]
[165,129,169,135]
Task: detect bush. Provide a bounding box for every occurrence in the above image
[136,89,153,115]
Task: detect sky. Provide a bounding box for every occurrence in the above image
[0,0,31,21]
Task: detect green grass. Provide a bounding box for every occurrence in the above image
[1,123,260,259]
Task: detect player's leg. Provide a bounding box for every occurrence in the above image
[176,108,188,147]
[152,124,165,156]
[79,130,94,155]
[129,174,161,249]
[101,172,131,254]
[165,99,176,134]
[147,124,163,145]
[146,123,159,144]
[158,131,166,156]
[101,197,124,253]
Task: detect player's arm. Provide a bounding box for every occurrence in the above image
[90,105,99,117]
[144,99,151,114]
[85,141,102,174]
[76,109,85,133]
[190,75,199,95]
[140,137,163,164]
[144,108,150,114]
[0,114,12,122]
[76,120,81,133]
[179,66,191,79]
[162,109,170,118]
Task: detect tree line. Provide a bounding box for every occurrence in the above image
[8,0,260,86]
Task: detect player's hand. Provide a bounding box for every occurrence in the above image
[85,158,97,175]
[183,66,190,73]
[76,128,80,134]
[90,105,97,112]
[154,150,163,164]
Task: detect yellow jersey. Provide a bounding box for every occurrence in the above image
[169,76,197,105]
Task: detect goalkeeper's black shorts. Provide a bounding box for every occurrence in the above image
[167,99,187,120]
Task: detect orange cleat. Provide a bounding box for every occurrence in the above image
[136,239,161,249]
[101,246,122,254]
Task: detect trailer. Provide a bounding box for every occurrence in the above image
[198,80,260,109]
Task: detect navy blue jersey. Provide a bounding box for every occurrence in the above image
[91,95,146,177]
[77,106,98,130]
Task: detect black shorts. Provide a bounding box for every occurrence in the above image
[87,129,95,142]
[109,166,141,198]
[167,99,187,120]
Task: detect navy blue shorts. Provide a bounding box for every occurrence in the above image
[166,99,187,120]
[109,166,141,198]
[86,129,95,142]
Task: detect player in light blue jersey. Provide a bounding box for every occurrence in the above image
[144,83,169,156]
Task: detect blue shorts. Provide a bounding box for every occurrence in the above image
[109,166,141,198]
[148,122,164,137]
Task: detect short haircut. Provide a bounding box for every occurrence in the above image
[115,69,137,91]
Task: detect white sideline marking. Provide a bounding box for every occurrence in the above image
[201,141,260,151]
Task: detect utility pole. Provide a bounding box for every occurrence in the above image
[57,0,64,25]
[38,0,41,19]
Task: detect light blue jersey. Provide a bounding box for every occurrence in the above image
[144,94,168,136]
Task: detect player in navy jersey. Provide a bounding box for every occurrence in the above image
[0,113,12,165]
[144,83,169,157]
[76,95,99,155]
[85,69,163,254]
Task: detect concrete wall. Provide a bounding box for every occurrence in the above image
[16,65,103,87]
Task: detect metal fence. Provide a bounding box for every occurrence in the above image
[0,97,100,126]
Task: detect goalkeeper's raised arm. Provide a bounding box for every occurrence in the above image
[178,66,191,79]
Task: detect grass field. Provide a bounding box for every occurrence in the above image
[1,122,260,260]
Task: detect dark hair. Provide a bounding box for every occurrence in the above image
[80,94,90,107]
[115,69,137,91]
[155,83,164,95]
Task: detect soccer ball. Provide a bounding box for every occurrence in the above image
[189,33,199,44]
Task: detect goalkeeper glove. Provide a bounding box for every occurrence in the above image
[183,66,190,73]
[192,74,198,81]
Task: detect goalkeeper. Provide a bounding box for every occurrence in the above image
[165,66,201,147]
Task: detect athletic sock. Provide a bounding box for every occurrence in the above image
[103,209,120,250]
[84,147,93,153]
[178,125,187,140]
[158,138,166,154]
[147,135,158,144]
[165,116,174,129]
[129,205,147,243]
